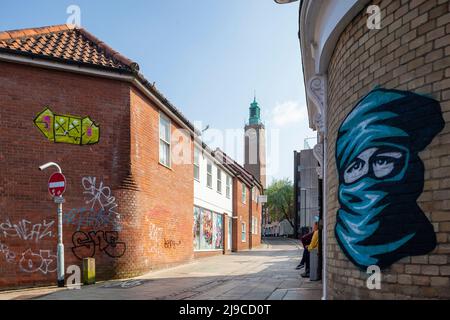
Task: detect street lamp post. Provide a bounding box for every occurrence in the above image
[39,162,65,287]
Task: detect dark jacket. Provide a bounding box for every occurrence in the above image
[301,232,314,247]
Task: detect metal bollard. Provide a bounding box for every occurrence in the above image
[309,249,320,281]
[83,257,96,285]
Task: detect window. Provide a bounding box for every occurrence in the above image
[252,217,258,234]
[207,161,212,188]
[193,206,224,251]
[241,222,246,242]
[217,168,222,193]
[159,114,171,167]
[194,148,200,181]
[252,187,255,202]
[226,176,231,199]
[251,217,254,233]
[242,183,247,204]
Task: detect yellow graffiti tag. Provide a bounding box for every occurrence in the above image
[34,107,100,145]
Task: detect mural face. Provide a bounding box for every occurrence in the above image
[34,107,100,145]
[335,88,444,270]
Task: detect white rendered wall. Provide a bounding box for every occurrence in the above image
[194,147,233,217]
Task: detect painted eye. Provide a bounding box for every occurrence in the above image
[344,158,368,184]
[375,159,389,166]
[372,155,399,178]
[350,160,364,172]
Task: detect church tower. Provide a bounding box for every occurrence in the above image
[244,97,266,188]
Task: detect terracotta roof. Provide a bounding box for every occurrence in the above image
[0,24,197,132]
[0,24,136,72]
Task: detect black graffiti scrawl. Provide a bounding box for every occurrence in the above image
[71,230,126,260]
[335,88,444,270]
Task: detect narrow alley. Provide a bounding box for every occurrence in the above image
[0,238,322,300]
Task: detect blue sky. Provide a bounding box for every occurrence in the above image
[0,0,316,183]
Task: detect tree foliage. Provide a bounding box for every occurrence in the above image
[266,178,295,228]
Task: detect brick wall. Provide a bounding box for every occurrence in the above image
[126,88,194,273]
[0,61,195,289]
[232,178,250,251]
[0,62,131,288]
[326,0,450,299]
[250,189,262,249]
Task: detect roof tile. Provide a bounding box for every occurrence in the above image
[0,24,132,72]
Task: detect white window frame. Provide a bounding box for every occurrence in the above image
[242,183,247,204]
[194,148,200,181]
[252,217,258,235]
[217,168,222,194]
[241,222,246,242]
[207,161,213,189]
[159,113,171,168]
[226,175,231,199]
[251,217,254,234]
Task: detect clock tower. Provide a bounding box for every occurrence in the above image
[244,97,266,188]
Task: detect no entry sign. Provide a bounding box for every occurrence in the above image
[48,172,66,197]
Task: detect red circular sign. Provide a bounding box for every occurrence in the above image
[48,173,66,197]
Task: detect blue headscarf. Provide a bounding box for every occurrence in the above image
[335,88,444,270]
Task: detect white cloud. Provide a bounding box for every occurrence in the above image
[271,101,307,127]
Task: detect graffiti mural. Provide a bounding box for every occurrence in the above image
[213,214,223,250]
[71,230,126,260]
[0,219,55,242]
[335,88,445,270]
[193,207,201,250]
[34,107,100,145]
[193,207,224,251]
[0,241,16,263]
[164,239,182,249]
[63,177,121,232]
[19,249,57,274]
[63,208,113,231]
[81,176,121,231]
[201,210,213,249]
[0,242,57,275]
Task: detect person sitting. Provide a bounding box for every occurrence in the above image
[296,230,313,270]
[301,221,319,278]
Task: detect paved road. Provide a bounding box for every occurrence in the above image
[1,238,322,300]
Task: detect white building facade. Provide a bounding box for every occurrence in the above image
[193,144,234,253]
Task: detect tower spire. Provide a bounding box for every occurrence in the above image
[249,95,261,125]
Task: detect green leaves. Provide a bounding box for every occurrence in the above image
[266,178,294,227]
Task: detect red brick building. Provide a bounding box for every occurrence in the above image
[0,24,264,290]
[0,24,197,289]
[214,149,263,252]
